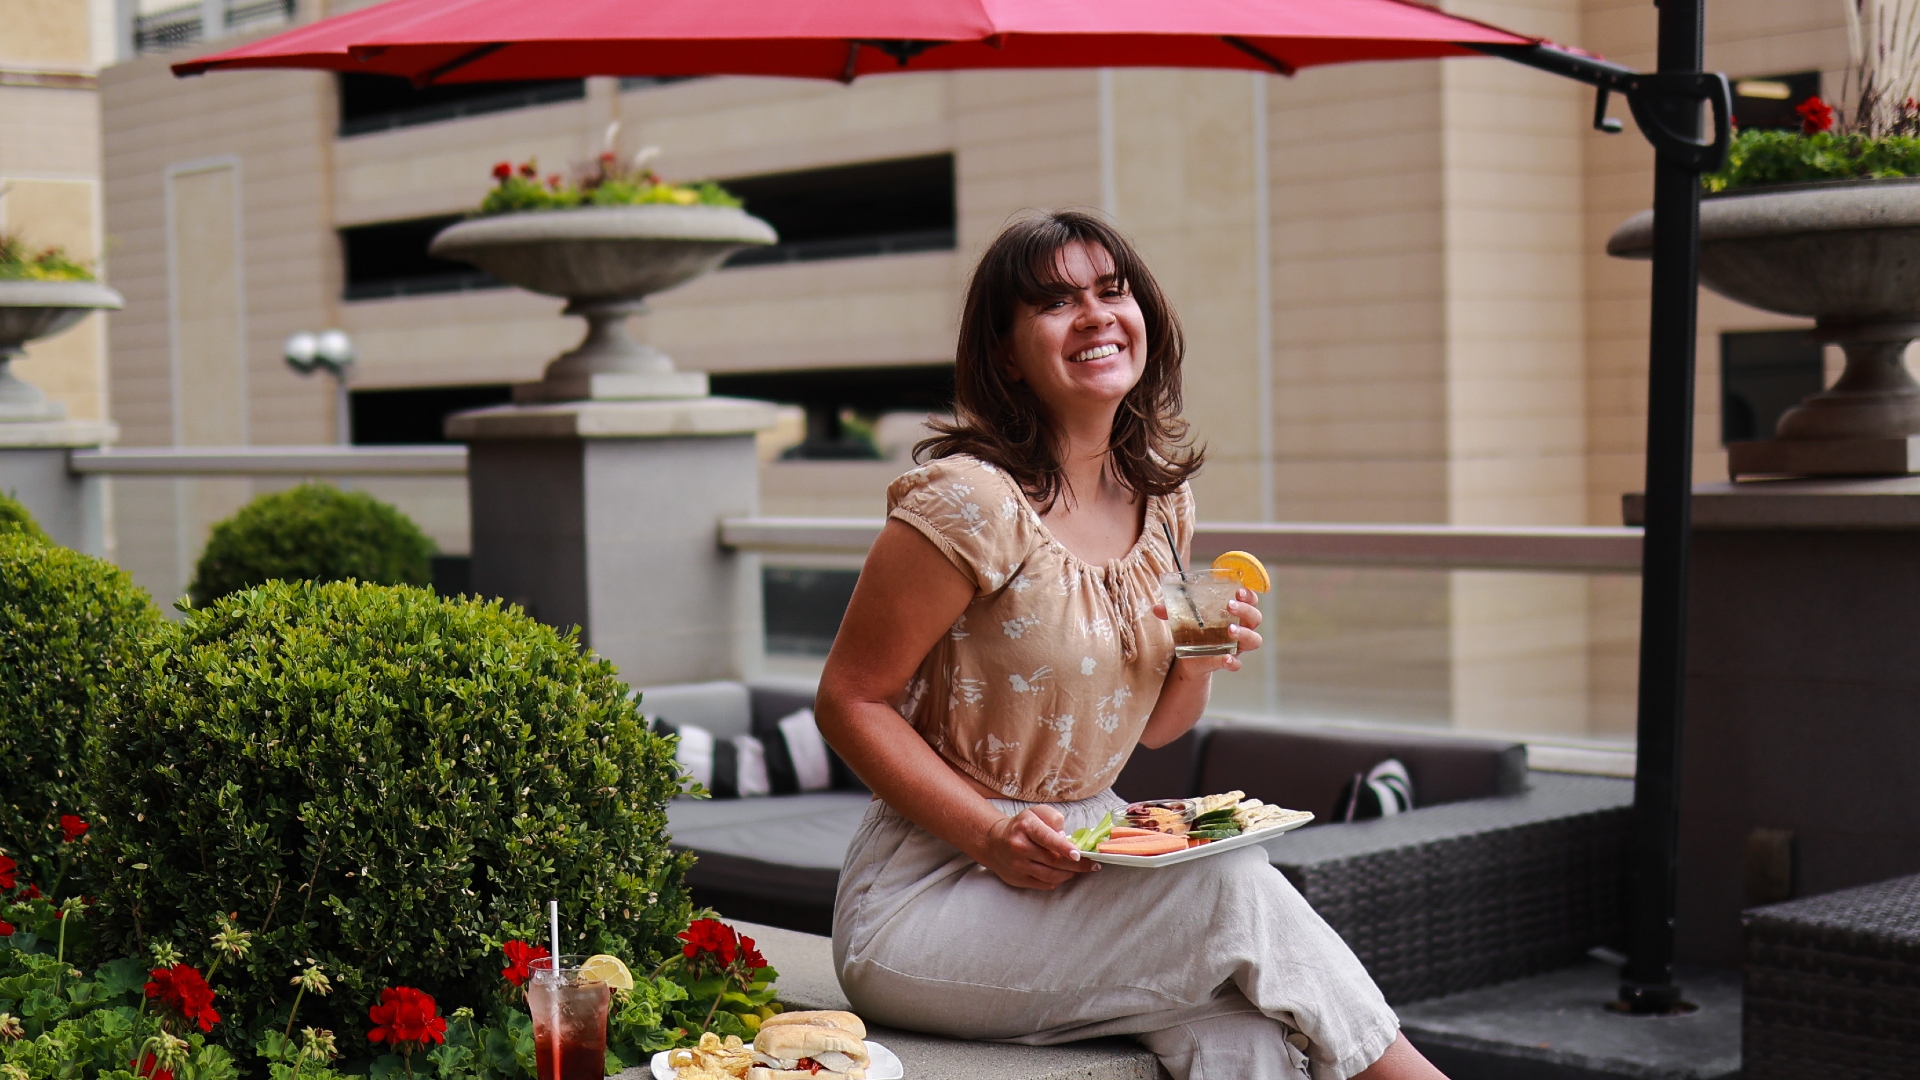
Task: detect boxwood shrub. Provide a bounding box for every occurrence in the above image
[0,532,160,891]
[90,580,695,1056]
[0,490,49,543]
[187,483,435,605]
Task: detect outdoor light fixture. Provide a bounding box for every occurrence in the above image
[284,329,355,444]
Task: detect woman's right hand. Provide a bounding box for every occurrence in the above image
[976,805,1101,889]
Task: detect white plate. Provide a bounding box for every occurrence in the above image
[1079,813,1315,867]
[650,1039,902,1080]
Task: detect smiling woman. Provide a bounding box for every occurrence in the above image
[812,211,1446,1080]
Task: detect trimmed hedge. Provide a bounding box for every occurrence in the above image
[0,490,50,543]
[91,580,695,1057]
[187,483,435,605]
[0,532,161,890]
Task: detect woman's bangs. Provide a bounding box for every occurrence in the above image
[1009,228,1132,308]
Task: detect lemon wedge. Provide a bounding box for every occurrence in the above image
[1210,550,1271,594]
[579,954,634,991]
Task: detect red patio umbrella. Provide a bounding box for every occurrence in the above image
[174,0,1540,85]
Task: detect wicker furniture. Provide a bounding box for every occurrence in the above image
[1745,873,1920,1080]
[1270,773,1631,1004]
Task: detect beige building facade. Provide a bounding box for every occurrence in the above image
[87,0,1862,742]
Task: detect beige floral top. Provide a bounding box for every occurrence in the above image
[887,455,1193,803]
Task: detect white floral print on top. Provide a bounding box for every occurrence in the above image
[887,455,1192,802]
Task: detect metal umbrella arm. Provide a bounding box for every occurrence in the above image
[1469,42,1731,171]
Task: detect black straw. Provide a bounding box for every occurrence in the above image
[1161,520,1184,572]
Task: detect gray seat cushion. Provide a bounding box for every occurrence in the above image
[636,680,754,740]
[669,792,873,910]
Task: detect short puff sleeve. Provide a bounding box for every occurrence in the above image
[886,456,1037,596]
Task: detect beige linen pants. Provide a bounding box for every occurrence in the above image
[832,792,1400,1080]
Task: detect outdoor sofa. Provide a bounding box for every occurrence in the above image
[645,679,1633,1005]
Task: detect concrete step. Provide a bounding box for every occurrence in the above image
[1400,960,1741,1080]
[622,920,1167,1080]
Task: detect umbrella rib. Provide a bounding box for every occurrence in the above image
[412,41,509,87]
[1222,36,1296,77]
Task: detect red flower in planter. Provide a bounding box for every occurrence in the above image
[738,934,767,972]
[501,939,550,987]
[492,161,513,181]
[132,1053,175,1080]
[0,919,13,937]
[59,815,88,843]
[367,986,447,1050]
[0,854,15,892]
[678,918,739,965]
[146,964,220,1033]
[22,884,41,900]
[1797,95,1835,134]
[519,161,538,178]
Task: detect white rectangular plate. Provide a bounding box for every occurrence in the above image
[1080,812,1314,867]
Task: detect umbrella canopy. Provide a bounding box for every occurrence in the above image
[173,0,1537,85]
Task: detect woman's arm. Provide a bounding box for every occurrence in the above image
[1136,590,1264,749]
[815,519,1097,890]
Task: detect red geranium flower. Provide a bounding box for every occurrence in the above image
[738,934,768,971]
[492,161,513,181]
[1797,95,1835,134]
[367,986,447,1050]
[22,884,40,900]
[501,939,550,987]
[0,919,13,937]
[132,1053,175,1080]
[60,815,88,842]
[146,964,220,1033]
[678,918,739,965]
[519,161,538,178]
[0,854,15,892]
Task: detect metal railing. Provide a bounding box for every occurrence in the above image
[69,445,466,476]
[133,0,294,55]
[721,517,1643,573]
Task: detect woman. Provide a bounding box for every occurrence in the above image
[814,211,1445,1080]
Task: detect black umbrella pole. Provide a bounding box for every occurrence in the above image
[1619,0,1705,1014]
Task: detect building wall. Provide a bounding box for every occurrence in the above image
[91,1,1871,738]
[1,0,108,423]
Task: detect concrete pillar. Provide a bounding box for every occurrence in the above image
[448,397,780,687]
[0,420,115,557]
[1623,479,1920,965]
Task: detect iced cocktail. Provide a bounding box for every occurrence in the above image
[1160,569,1242,658]
[528,956,610,1080]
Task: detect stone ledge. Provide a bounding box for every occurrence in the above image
[1623,478,1920,530]
[615,921,1167,1080]
[447,397,781,441]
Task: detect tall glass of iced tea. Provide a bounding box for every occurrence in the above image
[1160,569,1242,658]
[528,956,609,1080]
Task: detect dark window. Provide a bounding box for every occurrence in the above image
[710,364,953,460]
[721,155,956,268]
[1732,72,1822,132]
[1721,330,1825,444]
[349,384,513,445]
[763,567,859,656]
[339,215,504,301]
[337,73,586,137]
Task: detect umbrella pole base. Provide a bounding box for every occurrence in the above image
[512,370,710,404]
[1728,436,1920,480]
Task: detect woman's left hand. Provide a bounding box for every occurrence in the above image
[1150,587,1263,674]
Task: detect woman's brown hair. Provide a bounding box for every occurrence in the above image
[917,209,1203,510]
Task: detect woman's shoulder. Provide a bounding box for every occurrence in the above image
[887,453,1021,510]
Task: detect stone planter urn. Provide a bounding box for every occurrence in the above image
[1609,177,1920,477]
[0,279,123,421]
[430,204,776,402]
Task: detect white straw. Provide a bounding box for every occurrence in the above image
[547,900,562,1080]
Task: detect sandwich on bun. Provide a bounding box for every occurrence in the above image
[745,1011,868,1079]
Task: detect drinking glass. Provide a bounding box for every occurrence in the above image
[527,955,610,1080]
[1160,569,1242,658]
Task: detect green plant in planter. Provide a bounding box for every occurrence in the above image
[477,154,740,217]
[89,580,696,1061]
[187,484,435,606]
[0,230,94,282]
[0,533,161,899]
[0,491,50,543]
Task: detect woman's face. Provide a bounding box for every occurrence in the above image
[1003,241,1149,421]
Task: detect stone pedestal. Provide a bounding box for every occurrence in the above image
[447,396,780,687]
[1625,478,1920,965]
[0,420,115,556]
